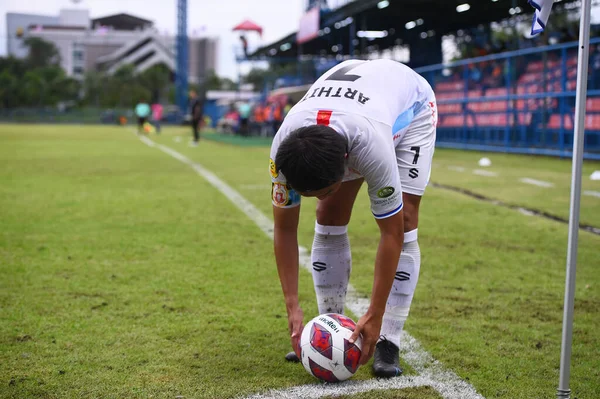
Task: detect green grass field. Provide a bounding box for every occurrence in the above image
[1,124,599,399]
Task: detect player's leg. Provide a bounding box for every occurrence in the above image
[286,177,364,362]
[191,118,200,146]
[312,177,364,315]
[373,100,436,377]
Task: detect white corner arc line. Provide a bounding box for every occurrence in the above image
[447,166,466,172]
[519,177,554,188]
[141,138,485,399]
[583,190,600,198]
[473,169,498,177]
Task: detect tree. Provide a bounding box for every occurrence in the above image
[139,64,172,102]
[23,37,61,68]
[244,67,270,91]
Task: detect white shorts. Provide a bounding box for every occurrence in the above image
[343,99,437,197]
[394,99,437,196]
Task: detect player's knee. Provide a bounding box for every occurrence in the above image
[403,210,418,232]
[402,197,420,231]
[316,203,349,226]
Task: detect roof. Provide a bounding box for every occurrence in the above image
[92,13,153,30]
[232,19,263,36]
[28,25,86,31]
[248,0,579,60]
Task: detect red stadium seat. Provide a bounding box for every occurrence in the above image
[587,114,600,130]
[437,92,463,100]
[526,61,544,73]
[437,103,462,113]
[439,114,473,127]
[586,98,600,112]
[546,114,600,130]
[485,88,512,97]
[547,114,573,130]
[436,81,464,92]
[476,114,509,126]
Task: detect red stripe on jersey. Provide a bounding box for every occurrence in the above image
[316,110,332,126]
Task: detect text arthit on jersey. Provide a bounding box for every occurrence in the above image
[300,86,370,106]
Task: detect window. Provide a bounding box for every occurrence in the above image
[73,50,84,61]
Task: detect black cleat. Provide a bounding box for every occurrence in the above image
[372,338,403,378]
[285,351,300,362]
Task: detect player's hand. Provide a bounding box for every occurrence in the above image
[287,306,304,357]
[349,311,383,365]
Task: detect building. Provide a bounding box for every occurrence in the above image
[6,12,59,59]
[6,9,217,84]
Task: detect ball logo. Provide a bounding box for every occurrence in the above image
[318,317,340,333]
[269,158,278,178]
[377,186,395,198]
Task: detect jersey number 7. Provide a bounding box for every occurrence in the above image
[325,62,365,82]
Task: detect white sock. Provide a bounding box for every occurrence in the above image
[379,229,421,348]
[310,222,352,315]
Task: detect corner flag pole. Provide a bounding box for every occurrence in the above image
[557,0,591,397]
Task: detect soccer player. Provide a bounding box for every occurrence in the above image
[134,100,151,134]
[189,90,204,146]
[269,59,437,377]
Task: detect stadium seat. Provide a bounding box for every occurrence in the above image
[526,61,544,73]
[545,113,600,130]
[438,114,474,128]
[586,98,600,112]
[547,114,573,130]
[436,81,464,92]
[437,103,462,113]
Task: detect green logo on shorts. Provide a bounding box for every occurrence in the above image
[377,187,395,198]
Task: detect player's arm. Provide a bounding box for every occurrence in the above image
[371,210,405,315]
[273,204,301,311]
[350,209,404,365]
[273,204,303,355]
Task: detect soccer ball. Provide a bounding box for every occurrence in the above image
[299,313,362,382]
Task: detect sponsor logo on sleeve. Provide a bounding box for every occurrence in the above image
[269,158,278,178]
[377,186,395,198]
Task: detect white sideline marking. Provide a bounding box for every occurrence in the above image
[447,166,466,172]
[138,138,484,399]
[518,208,536,217]
[473,169,498,177]
[139,136,155,147]
[584,190,600,198]
[519,178,554,188]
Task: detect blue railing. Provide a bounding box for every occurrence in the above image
[415,38,600,160]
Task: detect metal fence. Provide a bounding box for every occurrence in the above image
[415,38,600,160]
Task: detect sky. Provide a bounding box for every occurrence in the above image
[0,0,306,79]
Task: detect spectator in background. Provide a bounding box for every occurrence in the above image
[189,90,204,147]
[284,98,295,117]
[151,102,164,134]
[273,102,283,133]
[252,103,264,136]
[240,35,249,58]
[135,100,151,134]
[238,101,252,136]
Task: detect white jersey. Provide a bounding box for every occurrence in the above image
[269,59,435,219]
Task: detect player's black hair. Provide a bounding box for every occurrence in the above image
[276,125,347,193]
